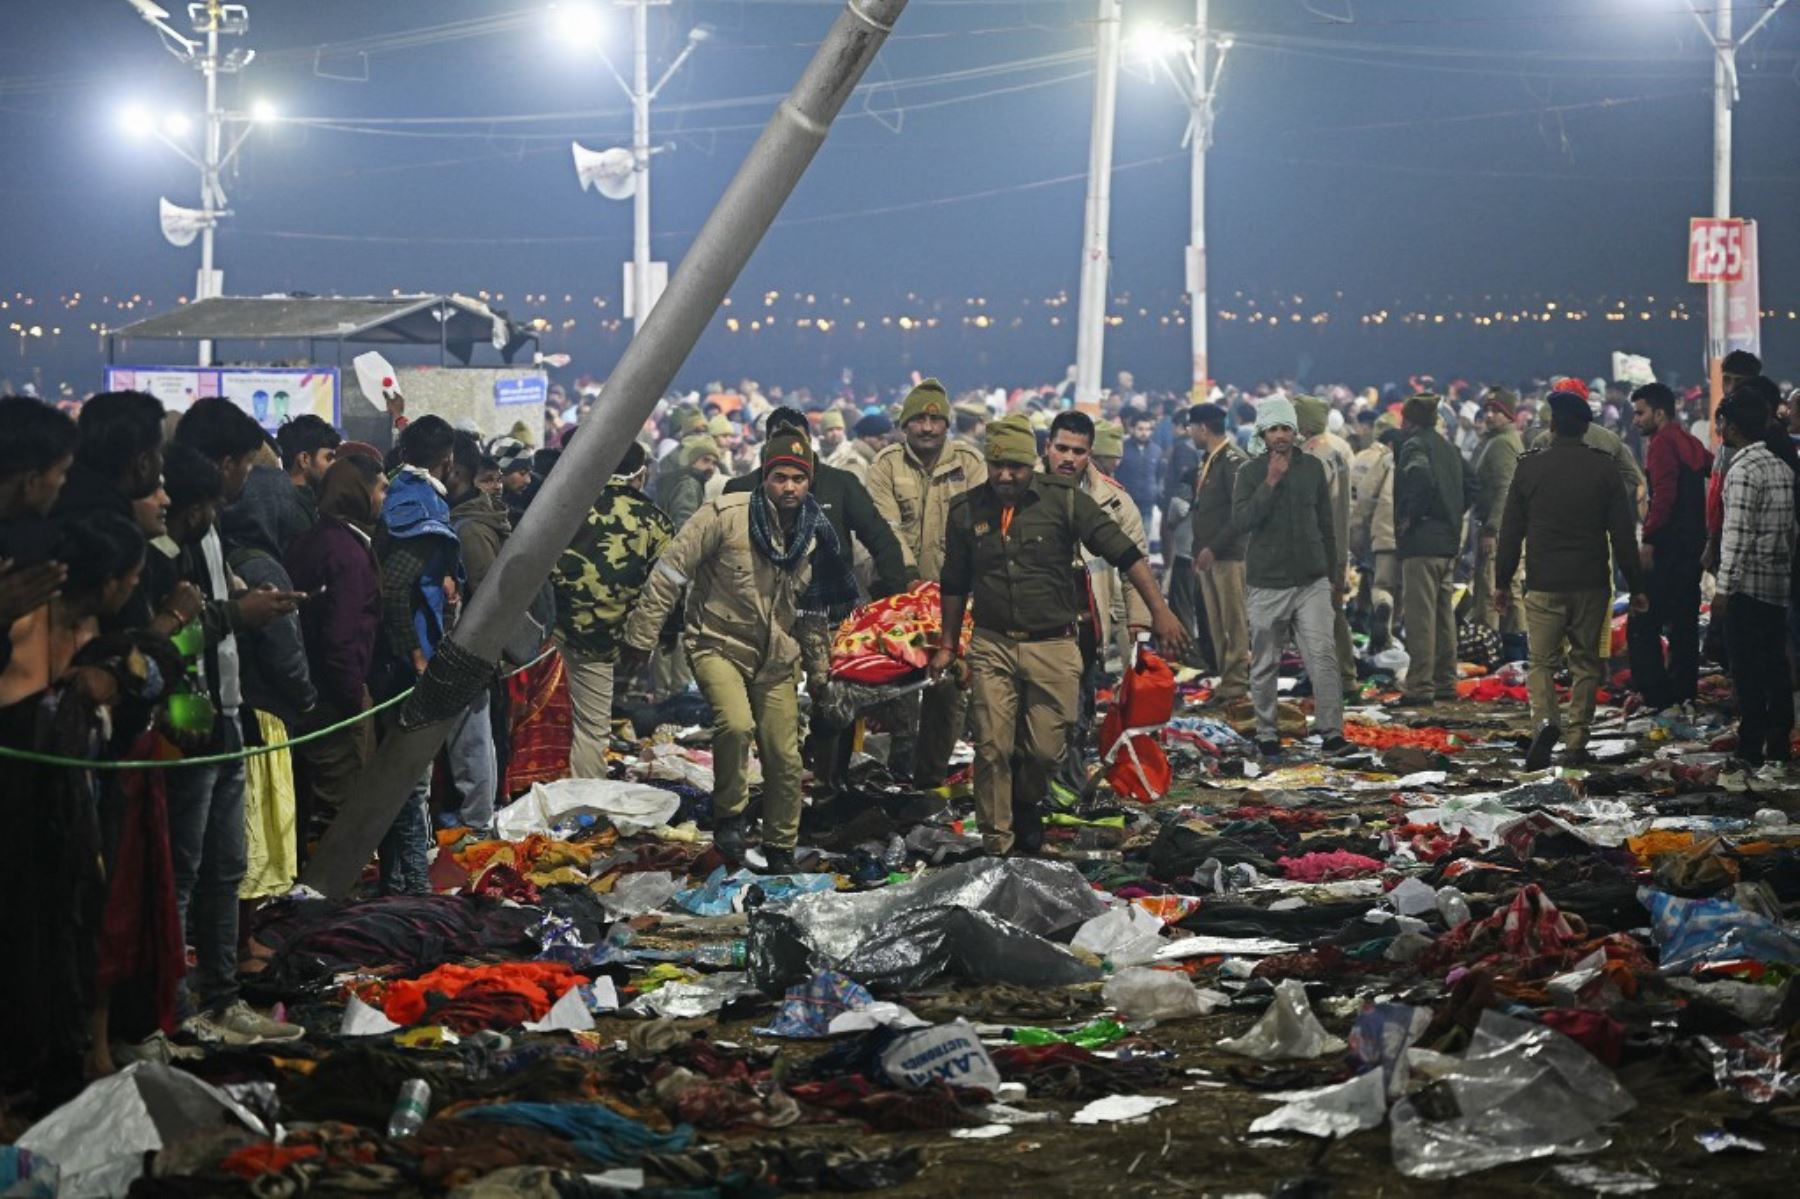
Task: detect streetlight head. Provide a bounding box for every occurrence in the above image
[1127,23,1189,62]
[1217,35,1235,50]
[549,3,605,49]
[251,97,278,122]
[162,110,191,136]
[687,25,713,44]
[120,103,155,136]
[125,0,172,21]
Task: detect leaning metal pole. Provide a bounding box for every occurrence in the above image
[303,0,911,898]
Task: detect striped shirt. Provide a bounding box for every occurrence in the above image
[1717,442,1796,607]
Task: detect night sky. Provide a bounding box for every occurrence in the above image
[2,0,1797,393]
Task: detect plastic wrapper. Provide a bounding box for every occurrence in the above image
[1249,1070,1388,1139]
[757,970,878,1039]
[817,676,933,728]
[1640,888,1800,975]
[626,971,761,1018]
[878,1019,1001,1092]
[674,866,835,917]
[1102,967,1227,1026]
[493,778,681,839]
[1218,979,1347,1060]
[15,1063,267,1199]
[1390,1010,1635,1180]
[747,857,1105,993]
[600,871,684,919]
[1699,1028,1799,1103]
[1350,1003,1432,1098]
[1071,904,1166,967]
[1069,1095,1177,1124]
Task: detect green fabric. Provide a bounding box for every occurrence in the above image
[941,474,1143,631]
[1472,425,1524,534]
[984,413,1038,465]
[1230,450,1338,590]
[1293,395,1330,438]
[899,378,950,425]
[552,483,675,659]
[1394,427,1470,558]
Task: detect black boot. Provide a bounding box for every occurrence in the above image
[1012,802,1045,856]
[713,814,749,862]
[758,846,798,875]
[1525,722,1560,772]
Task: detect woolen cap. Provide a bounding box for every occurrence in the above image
[761,431,814,477]
[1293,395,1330,439]
[1402,393,1441,428]
[818,409,845,432]
[1092,421,1125,457]
[984,414,1038,466]
[854,412,893,438]
[899,378,950,425]
[679,434,721,468]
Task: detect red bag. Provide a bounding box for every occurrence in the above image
[1099,648,1176,803]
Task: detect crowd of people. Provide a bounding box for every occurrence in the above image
[0,347,1794,1114]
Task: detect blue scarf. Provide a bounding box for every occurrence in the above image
[747,492,860,622]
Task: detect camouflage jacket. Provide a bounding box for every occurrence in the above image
[552,483,675,660]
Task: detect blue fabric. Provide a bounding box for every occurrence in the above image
[756,970,876,1038]
[381,470,463,658]
[455,1101,694,1164]
[1641,888,1800,974]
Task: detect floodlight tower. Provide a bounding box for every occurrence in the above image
[124,0,269,366]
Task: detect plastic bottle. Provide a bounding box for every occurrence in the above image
[387,1078,431,1137]
[1435,886,1472,928]
[693,940,748,968]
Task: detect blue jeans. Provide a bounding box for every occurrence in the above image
[379,770,433,895]
[166,717,248,1016]
[443,688,497,830]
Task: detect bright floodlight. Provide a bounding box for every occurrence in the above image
[121,103,155,135]
[251,97,278,122]
[549,3,605,48]
[162,111,190,136]
[1127,24,1191,61]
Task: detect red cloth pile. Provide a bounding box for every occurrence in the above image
[1276,850,1385,882]
[1344,720,1462,755]
[830,581,971,684]
[367,961,585,1031]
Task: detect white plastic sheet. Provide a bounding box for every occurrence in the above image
[16,1063,267,1199]
[1218,979,1347,1060]
[1070,1095,1178,1124]
[494,778,682,840]
[1071,904,1167,967]
[1103,967,1228,1026]
[1249,1070,1388,1138]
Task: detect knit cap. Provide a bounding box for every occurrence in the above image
[984,414,1038,466]
[899,378,950,425]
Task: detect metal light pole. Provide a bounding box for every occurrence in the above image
[303,0,911,899]
[1130,6,1234,397]
[1073,0,1122,409]
[125,0,262,366]
[1685,0,1788,392]
[631,0,654,335]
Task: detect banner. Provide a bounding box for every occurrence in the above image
[104,366,339,430]
[1725,219,1760,359]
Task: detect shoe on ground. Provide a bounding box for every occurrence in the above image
[113,1030,204,1065]
[1562,747,1592,767]
[1257,738,1283,760]
[1012,805,1046,855]
[756,847,798,875]
[1392,695,1435,710]
[1525,722,1560,772]
[187,1001,304,1046]
[712,815,749,861]
[1319,734,1351,756]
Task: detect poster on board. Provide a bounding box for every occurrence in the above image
[103,366,340,431]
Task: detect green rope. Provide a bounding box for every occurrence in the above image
[0,639,565,772]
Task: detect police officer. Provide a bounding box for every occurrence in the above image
[1496,390,1646,770]
[867,378,988,785]
[931,415,1189,856]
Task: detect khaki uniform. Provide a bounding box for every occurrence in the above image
[1531,422,1643,660]
[867,439,988,784]
[1191,441,1250,699]
[942,475,1143,855]
[1074,468,1151,654]
[623,492,827,849]
[1307,430,1358,693]
[1497,436,1641,751]
[824,439,870,485]
[1350,443,1402,633]
[1470,425,1525,635]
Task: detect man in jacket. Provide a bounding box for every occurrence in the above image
[1296,395,1358,697]
[442,432,509,831]
[376,414,464,893]
[1350,415,1401,650]
[1628,383,1712,712]
[1116,409,1165,539]
[818,409,865,482]
[1496,391,1644,770]
[934,415,1187,855]
[1394,393,1472,707]
[1712,390,1796,768]
[1231,396,1350,758]
[867,378,987,785]
[1470,389,1526,653]
[621,433,851,875]
[1189,403,1250,701]
[274,414,340,542]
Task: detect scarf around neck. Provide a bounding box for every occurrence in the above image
[747,492,861,622]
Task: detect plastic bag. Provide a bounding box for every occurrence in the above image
[1699,1028,1799,1103]
[1640,888,1800,975]
[1102,967,1227,1026]
[494,778,681,839]
[878,1019,1001,1092]
[1390,1010,1635,1180]
[600,871,683,919]
[1071,904,1166,967]
[1249,1070,1388,1139]
[1218,979,1347,1060]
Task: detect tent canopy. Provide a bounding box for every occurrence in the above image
[105,294,534,363]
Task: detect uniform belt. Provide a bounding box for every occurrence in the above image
[975,622,1076,643]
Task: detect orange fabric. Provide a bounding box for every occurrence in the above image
[830,580,973,682]
[999,505,1016,538]
[367,961,585,1027]
[1344,720,1464,754]
[1100,650,1177,802]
